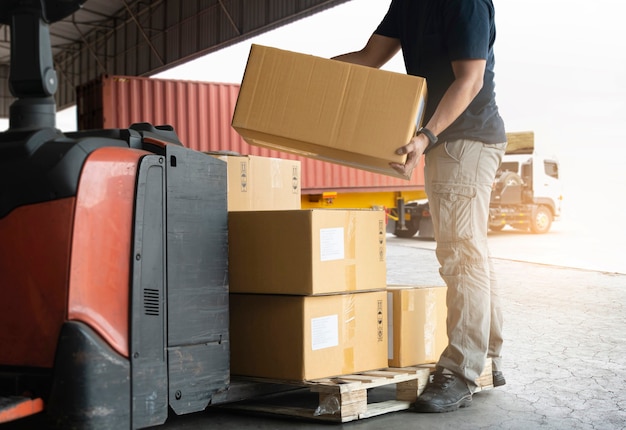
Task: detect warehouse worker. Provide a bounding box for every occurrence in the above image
[333,0,507,413]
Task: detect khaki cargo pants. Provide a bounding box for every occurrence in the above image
[424,138,507,390]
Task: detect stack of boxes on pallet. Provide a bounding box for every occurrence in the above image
[229,207,389,381]
[222,158,449,381]
[225,45,449,382]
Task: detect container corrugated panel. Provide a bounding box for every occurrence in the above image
[76,75,425,193]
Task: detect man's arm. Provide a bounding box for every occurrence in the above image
[332,34,401,68]
[390,58,486,177]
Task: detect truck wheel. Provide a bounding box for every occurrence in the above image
[498,171,523,186]
[530,205,552,234]
[394,219,419,238]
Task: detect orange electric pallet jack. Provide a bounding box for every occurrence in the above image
[0,1,229,429]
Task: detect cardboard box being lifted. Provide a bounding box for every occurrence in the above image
[230,290,388,381]
[231,44,428,179]
[387,285,448,368]
[214,154,301,211]
[228,209,386,295]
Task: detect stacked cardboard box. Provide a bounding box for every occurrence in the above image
[228,209,388,381]
[228,209,386,295]
[229,290,387,381]
[213,154,301,211]
[387,285,448,368]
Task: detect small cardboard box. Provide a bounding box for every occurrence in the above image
[231,44,428,179]
[229,290,388,380]
[387,285,448,368]
[215,154,301,211]
[228,209,387,295]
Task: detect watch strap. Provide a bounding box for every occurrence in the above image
[417,127,438,146]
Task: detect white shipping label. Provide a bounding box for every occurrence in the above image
[319,227,344,261]
[311,314,339,351]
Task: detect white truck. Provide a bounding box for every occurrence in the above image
[488,131,562,234]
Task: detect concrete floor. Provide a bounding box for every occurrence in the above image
[4,235,626,429]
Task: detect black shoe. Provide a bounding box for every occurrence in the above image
[492,370,506,387]
[414,369,472,413]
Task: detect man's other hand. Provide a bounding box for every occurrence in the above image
[389,133,429,177]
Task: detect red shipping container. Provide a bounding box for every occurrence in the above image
[76,75,426,197]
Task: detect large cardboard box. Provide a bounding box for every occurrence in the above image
[228,209,386,295]
[387,285,448,368]
[215,154,301,211]
[232,44,428,179]
[230,291,388,380]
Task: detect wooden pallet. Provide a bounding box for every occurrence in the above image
[215,363,493,423]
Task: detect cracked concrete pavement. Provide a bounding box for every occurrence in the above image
[380,239,626,430]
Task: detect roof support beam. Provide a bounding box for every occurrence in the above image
[122,0,165,66]
[218,0,241,36]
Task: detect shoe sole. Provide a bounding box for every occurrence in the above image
[414,395,472,413]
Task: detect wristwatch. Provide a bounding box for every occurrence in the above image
[416,127,438,147]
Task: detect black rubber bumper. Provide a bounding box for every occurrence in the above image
[46,321,130,430]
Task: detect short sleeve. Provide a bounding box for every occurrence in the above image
[374,0,401,39]
[444,0,491,60]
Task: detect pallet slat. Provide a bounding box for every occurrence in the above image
[359,400,412,419]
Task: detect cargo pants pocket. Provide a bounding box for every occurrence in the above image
[431,183,476,243]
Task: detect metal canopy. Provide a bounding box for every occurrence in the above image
[0,0,351,118]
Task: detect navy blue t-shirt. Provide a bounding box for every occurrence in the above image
[375,0,506,144]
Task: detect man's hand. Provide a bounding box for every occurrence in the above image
[389,133,430,178]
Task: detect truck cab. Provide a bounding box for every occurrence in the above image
[489,132,562,234]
